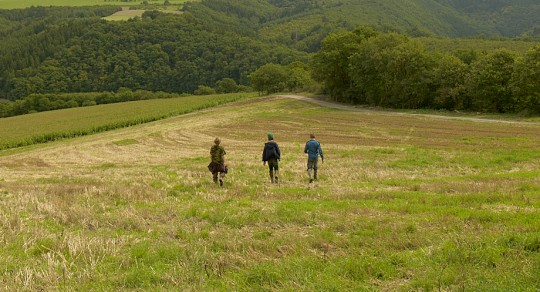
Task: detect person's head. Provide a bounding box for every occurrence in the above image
[267,133,274,140]
[214,137,221,145]
[310,133,315,139]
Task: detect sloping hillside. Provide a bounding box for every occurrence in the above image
[0,1,538,101]
[252,0,539,44]
[435,0,540,36]
[187,0,539,53]
[1,96,539,290]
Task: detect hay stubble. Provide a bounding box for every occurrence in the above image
[0,96,539,290]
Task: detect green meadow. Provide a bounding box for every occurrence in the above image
[0,96,539,290]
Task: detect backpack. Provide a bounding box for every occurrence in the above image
[264,142,279,160]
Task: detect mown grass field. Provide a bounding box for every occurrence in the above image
[0,96,539,290]
[102,8,183,21]
[0,0,188,9]
[0,93,254,151]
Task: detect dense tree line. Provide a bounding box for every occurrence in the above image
[1,3,538,117]
[312,28,540,114]
[0,74,261,117]
[0,6,308,101]
[0,89,185,118]
[0,6,121,96]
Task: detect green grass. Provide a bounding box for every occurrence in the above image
[102,8,183,21]
[0,96,539,290]
[0,92,256,151]
[102,14,136,21]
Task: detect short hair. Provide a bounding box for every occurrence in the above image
[310,133,315,139]
[214,137,221,145]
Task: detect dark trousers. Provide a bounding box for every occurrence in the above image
[307,157,318,179]
[267,158,279,182]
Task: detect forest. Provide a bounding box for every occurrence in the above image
[0,5,307,100]
[0,0,539,116]
[312,28,539,114]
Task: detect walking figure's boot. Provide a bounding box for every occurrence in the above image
[219,172,225,187]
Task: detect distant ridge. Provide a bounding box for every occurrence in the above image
[218,0,540,38]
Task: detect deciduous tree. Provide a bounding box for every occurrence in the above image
[511,44,540,114]
[466,50,516,112]
[249,63,288,95]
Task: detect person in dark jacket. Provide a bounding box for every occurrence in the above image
[262,133,281,183]
[208,137,227,186]
[304,133,324,183]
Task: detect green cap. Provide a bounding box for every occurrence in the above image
[267,133,273,139]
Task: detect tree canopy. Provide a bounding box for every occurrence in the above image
[312,29,540,114]
[0,2,538,116]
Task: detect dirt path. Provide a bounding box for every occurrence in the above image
[277,94,540,125]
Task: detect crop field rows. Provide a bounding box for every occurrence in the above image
[0,96,539,290]
[0,93,254,151]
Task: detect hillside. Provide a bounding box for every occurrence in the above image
[1,96,539,290]
[0,0,538,109]
[436,0,540,36]
[0,5,308,99]
[3,0,535,38]
[235,0,540,51]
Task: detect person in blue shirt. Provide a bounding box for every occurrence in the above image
[304,133,324,183]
